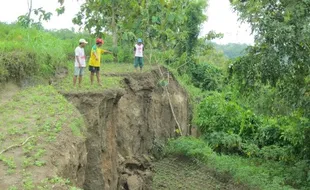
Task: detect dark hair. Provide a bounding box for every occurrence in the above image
[79,43,83,45]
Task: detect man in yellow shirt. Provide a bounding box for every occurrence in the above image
[89,38,112,85]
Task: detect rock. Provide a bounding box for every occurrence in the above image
[127,175,143,190]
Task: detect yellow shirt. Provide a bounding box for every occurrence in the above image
[89,45,106,67]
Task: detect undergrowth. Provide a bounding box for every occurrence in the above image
[165,137,297,190]
[0,23,70,82]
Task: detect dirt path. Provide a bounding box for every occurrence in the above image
[0,83,20,106]
[152,157,250,190]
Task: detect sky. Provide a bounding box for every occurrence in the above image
[0,0,254,45]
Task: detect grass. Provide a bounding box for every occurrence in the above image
[164,137,296,190]
[153,156,246,190]
[54,62,154,93]
[0,85,86,189]
[101,62,154,73]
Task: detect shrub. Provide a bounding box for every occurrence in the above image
[190,63,223,91]
[0,23,70,82]
[203,132,242,154]
[195,92,259,138]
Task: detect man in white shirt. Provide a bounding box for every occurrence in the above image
[74,39,88,87]
[134,38,144,71]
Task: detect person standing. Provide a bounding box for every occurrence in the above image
[88,38,112,85]
[134,38,144,71]
[73,39,88,87]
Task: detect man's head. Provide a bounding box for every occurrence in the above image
[137,38,143,45]
[79,39,88,47]
[96,38,104,47]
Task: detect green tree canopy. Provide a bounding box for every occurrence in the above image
[230,0,310,115]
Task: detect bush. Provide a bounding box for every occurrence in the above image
[203,132,242,154]
[165,137,214,162]
[195,92,310,163]
[0,23,70,82]
[191,63,223,91]
[195,92,259,138]
[0,51,38,82]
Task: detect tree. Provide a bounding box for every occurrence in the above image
[73,0,208,51]
[17,0,62,28]
[230,0,310,115]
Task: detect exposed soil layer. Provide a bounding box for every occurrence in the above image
[62,67,191,190]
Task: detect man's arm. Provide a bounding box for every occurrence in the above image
[133,46,136,56]
[92,46,99,60]
[103,49,113,54]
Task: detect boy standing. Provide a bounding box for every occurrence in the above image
[88,38,112,85]
[134,38,144,71]
[73,39,88,87]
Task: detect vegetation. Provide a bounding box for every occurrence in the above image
[0,0,310,189]
[0,85,85,188]
[163,1,310,190]
[165,137,297,190]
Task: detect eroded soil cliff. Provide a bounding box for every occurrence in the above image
[63,67,191,190]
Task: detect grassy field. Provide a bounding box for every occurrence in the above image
[54,63,154,93]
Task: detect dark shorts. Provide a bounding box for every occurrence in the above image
[89,66,100,73]
[134,57,144,68]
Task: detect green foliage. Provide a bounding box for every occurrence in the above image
[205,132,242,154]
[196,91,310,159]
[0,23,71,82]
[191,63,224,91]
[230,0,310,117]
[74,0,207,66]
[195,92,258,137]
[165,137,214,161]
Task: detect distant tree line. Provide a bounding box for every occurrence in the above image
[211,43,249,59]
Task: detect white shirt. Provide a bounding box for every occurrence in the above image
[134,44,144,57]
[75,46,86,67]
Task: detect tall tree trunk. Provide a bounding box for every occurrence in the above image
[27,0,33,27]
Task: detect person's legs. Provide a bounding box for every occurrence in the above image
[95,67,101,85]
[134,57,139,71]
[89,66,95,85]
[73,67,79,86]
[78,68,84,87]
[139,57,144,71]
[96,72,101,85]
[78,76,82,87]
[90,72,94,85]
[73,76,77,86]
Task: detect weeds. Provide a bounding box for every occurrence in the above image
[165,137,296,190]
